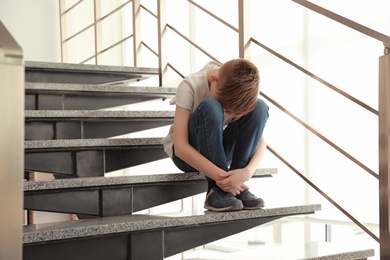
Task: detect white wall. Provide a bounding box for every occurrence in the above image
[0,0,61,62]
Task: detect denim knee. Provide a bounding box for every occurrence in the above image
[252,99,269,121]
[198,99,223,113]
[195,98,224,124]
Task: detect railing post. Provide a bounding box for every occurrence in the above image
[0,21,24,260]
[379,44,390,260]
[132,0,142,67]
[157,0,168,86]
[238,0,251,59]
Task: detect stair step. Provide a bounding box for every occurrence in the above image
[25,137,162,150]
[25,61,158,84]
[24,168,276,191]
[25,82,176,110]
[24,169,276,216]
[25,138,166,177]
[25,82,176,95]
[25,110,174,139]
[23,204,321,259]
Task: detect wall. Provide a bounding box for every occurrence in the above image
[0,0,61,62]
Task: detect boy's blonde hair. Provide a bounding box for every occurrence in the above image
[217,59,260,119]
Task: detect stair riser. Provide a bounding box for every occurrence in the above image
[26,70,144,85]
[26,93,171,110]
[25,120,172,140]
[25,181,207,216]
[25,147,167,177]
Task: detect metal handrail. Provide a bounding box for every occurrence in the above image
[267,144,379,242]
[261,91,378,179]
[251,38,378,116]
[61,0,131,44]
[292,0,390,47]
[167,24,221,64]
[187,0,238,33]
[60,0,83,15]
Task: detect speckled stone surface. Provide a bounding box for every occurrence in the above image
[25,61,159,75]
[23,204,321,244]
[223,241,375,260]
[25,137,163,149]
[25,82,177,95]
[24,168,277,191]
[25,110,175,119]
[24,138,162,150]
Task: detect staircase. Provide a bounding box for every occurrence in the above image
[22,61,373,259]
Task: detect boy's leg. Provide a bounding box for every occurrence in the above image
[187,99,243,211]
[188,99,229,171]
[224,99,269,170]
[187,99,229,192]
[172,99,228,174]
[223,99,269,209]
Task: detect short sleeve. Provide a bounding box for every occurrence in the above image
[173,80,194,111]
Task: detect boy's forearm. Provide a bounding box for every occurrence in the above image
[174,142,226,181]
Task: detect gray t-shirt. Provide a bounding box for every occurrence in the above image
[162,61,232,158]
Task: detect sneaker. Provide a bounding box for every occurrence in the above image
[204,187,243,212]
[236,189,265,210]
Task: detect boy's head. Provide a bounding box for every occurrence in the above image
[216,58,260,119]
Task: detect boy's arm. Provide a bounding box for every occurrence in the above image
[173,105,227,184]
[217,135,267,195]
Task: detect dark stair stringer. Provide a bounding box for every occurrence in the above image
[25,110,175,140]
[25,138,167,177]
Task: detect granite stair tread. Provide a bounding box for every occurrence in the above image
[23,204,321,244]
[25,82,176,110]
[25,81,176,95]
[25,110,174,140]
[25,110,175,120]
[25,61,159,84]
[25,61,159,75]
[24,168,277,191]
[25,137,163,150]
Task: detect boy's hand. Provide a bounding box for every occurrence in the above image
[217,168,252,196]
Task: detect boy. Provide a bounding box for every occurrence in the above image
[162,58,269,212]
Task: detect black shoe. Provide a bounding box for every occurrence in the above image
[236,189,265,210]
[204,187,243,212]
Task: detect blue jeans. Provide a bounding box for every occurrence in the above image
[172,98,269,188]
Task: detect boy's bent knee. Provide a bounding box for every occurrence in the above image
[254,99,269,119]
[197,99,224,116]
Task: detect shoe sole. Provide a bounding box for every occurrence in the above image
[204,202,243,212]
